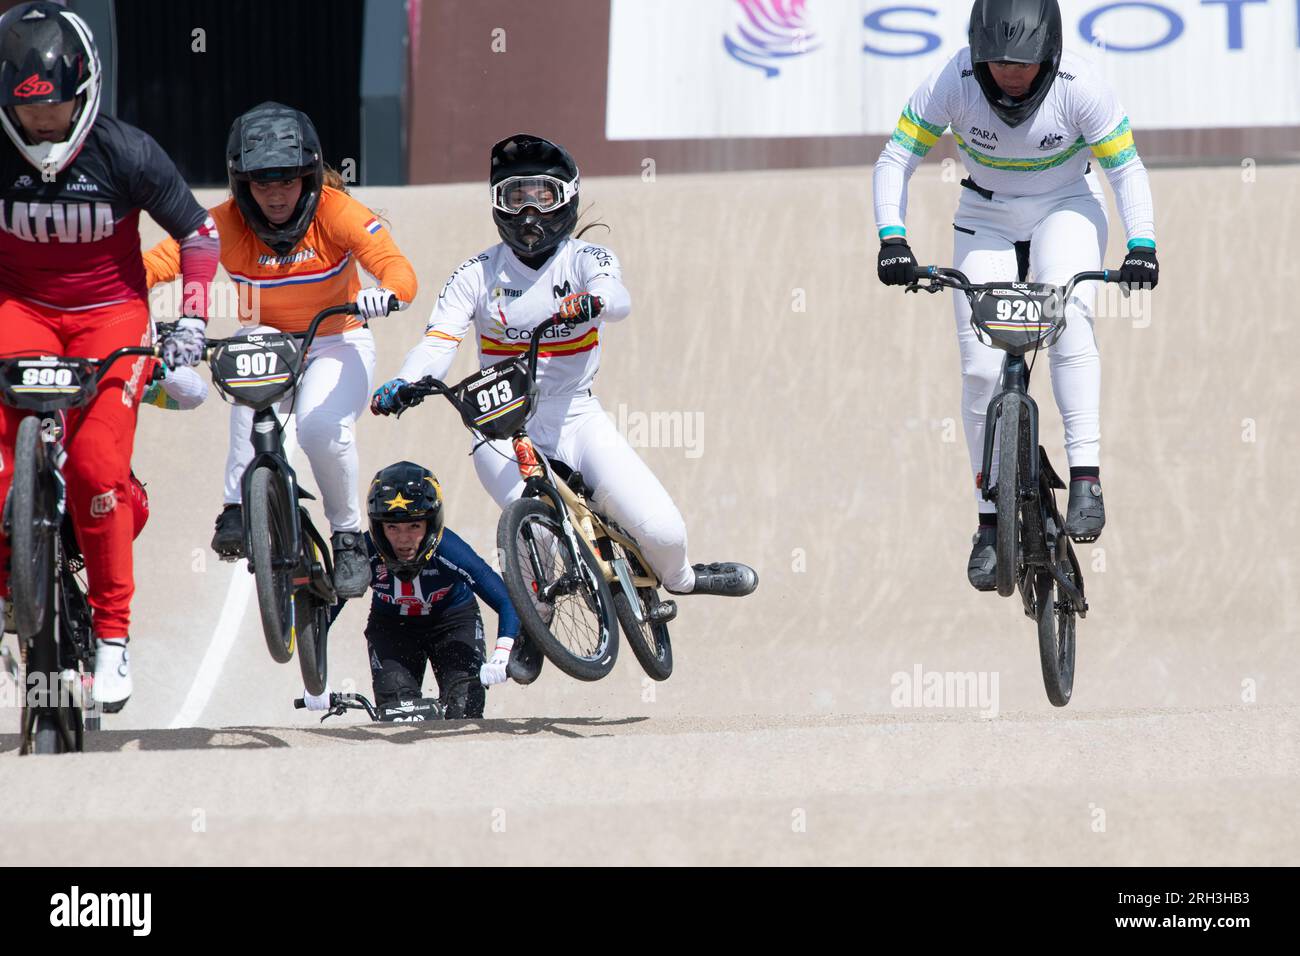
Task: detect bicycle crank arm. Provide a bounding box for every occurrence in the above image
[1047,564,1088,617]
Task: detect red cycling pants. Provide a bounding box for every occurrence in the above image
[0,295,152,639]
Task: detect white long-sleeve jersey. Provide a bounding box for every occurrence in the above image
[396,237,631,397]
[874,48,1156,250]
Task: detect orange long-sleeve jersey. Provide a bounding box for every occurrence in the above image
[143,186,417,336]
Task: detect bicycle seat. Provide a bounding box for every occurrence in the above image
[546,457,597,499]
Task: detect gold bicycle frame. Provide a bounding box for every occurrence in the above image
[511,434,658,591]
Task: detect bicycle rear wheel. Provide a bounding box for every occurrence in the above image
[995,401,1022,597]
[1035,545,1078,707]
[606,540,673,682]
[31,711,65,754]
[10,416,56,638]
[498,497,618,682]
[247,466,296,664]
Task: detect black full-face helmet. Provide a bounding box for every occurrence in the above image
[227,101,324,256]
[367,462,445,582]
[489,133,580,261]
[969,0,1063,128]
[0,1,101,177]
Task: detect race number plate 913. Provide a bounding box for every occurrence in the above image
[456,359,532,440]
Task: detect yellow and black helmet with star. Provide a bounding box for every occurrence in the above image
[366,461,445,581]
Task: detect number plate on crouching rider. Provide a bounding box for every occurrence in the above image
[453,358,534,441]
[968,283,1065,355]
[0,357,96,412]
[210,335,302,410]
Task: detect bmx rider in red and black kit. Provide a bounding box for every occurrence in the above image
[0,2,218,713]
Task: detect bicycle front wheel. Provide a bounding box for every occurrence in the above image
[10,415,56,638]
[247,466,296,664]
[498,497,618,682]
[995,401,1022,598]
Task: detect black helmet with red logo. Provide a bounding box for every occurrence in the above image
[0,1,102,177]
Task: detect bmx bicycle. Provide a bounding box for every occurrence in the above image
[1,344,162,754]
[907,265,1120,706]
[393,313,676,683]
[205,298,396,696]
[293,691,444,723]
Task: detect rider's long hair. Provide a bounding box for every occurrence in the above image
[574,205,610,241]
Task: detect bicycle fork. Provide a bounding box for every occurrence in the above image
[240,407,304,572]
[511,434,609,612]
[979,354,1041,505]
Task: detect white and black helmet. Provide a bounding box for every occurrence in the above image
[0,1,101,177]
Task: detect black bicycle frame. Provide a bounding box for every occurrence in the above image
[209,303,357,592]
[907,266,1112,613]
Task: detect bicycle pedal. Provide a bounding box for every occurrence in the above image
[648,600,677,624]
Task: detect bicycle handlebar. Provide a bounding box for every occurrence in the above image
[394,312,576,418]
[89,345,164,386]
[907,267,1116,305]
[293,692,379,721]
[201,301,368,358]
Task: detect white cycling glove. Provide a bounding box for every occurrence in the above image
[355,287,397,320]
[479,637,515,686]
[302,686,332,711]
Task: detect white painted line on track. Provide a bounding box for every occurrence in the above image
[169,423,299,728]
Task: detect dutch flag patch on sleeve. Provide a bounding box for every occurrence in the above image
[365,217,383,235]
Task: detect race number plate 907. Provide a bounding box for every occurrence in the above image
[211,335,301,409]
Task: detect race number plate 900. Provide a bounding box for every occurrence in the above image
[5,357,91,396]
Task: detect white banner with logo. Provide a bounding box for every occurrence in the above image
[605,0,1300,138]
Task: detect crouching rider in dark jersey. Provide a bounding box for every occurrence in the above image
[0,3,219,713]
[303,461,535,719]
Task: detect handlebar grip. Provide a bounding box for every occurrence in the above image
[386,295,400,315]
[293,698,305,709]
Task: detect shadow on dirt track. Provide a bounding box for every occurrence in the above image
[0,715,650,754]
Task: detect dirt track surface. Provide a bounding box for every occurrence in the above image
[2,165,1298,865]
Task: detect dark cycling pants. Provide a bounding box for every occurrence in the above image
[364,601,486,718]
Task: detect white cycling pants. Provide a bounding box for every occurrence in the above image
[222,326,376,532]
[952,174,1108,512]
[472,391,695,593]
